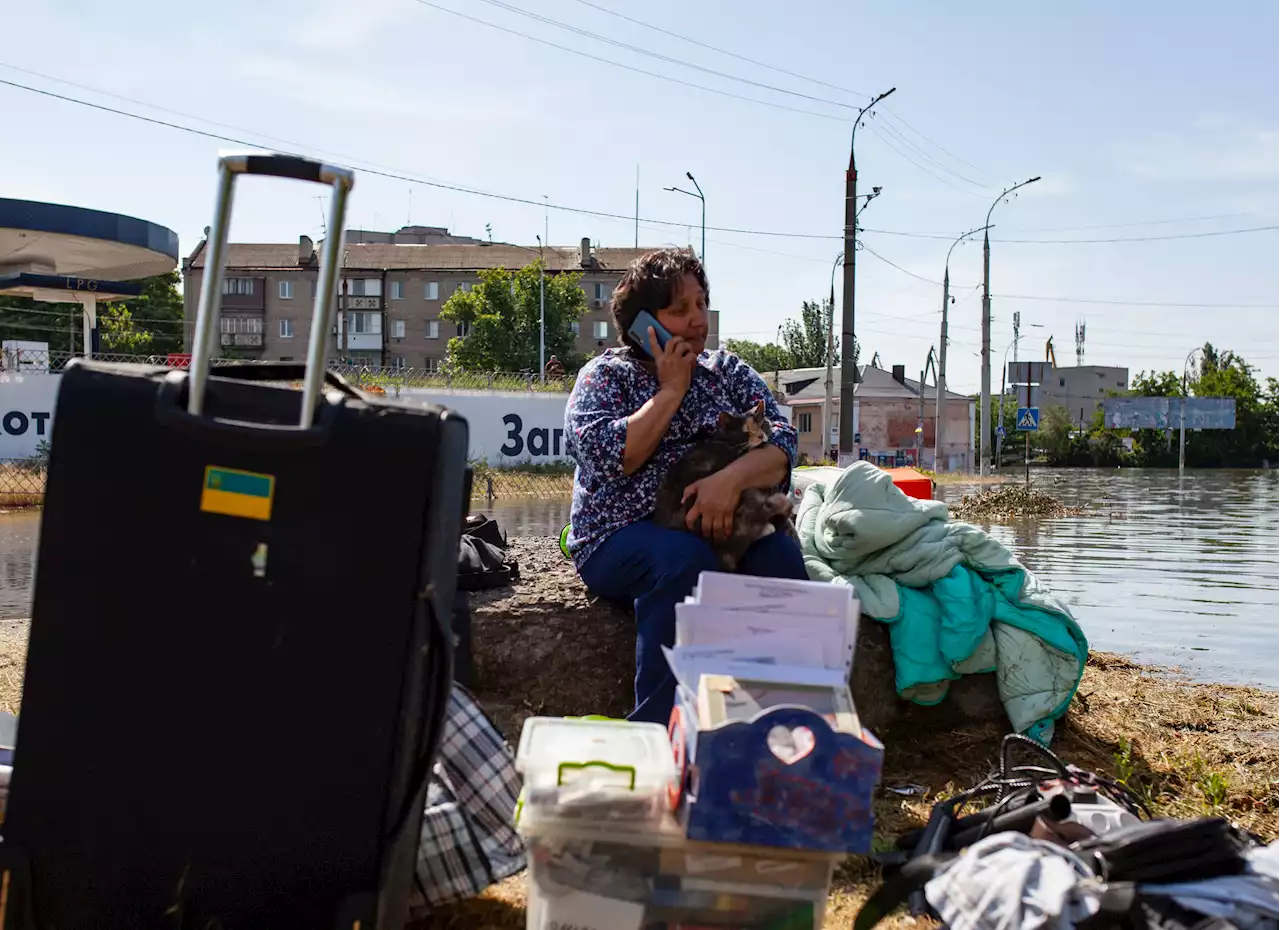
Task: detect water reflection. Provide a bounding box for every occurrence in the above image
[470,496,572,538]
[936,469,1278,688]
[1,468,1275,688]
[0,512,37,621]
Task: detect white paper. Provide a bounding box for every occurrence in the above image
[537,889,645,930]
[675,603,849,670]
[696,571,855,618]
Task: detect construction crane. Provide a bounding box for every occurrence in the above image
[1046,336,1058,368]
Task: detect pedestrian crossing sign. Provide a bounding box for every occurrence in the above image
[1016,407,1040,431]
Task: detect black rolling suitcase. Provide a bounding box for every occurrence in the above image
[1,155,468,929]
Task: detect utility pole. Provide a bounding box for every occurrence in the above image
[979,176,1040,475]
[841,87,895,460]
[664,173,706,265]
[537,234,546,383]
[826,252,842,460]
[936,225,990,473]
[1179,348,1199,474]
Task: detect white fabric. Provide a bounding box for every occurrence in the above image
[1142,841,1280,926]
[924,833,1102,930]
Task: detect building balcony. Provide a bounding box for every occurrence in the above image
[339,295,381,311]
[343,332,382,351]
[220,332,264,348]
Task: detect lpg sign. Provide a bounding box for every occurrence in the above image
[0,373,58,459]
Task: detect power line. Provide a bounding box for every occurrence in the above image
[877,107,994,180]
[470,0,860,113]
[992,293,1277,309]
[864,123,989,199]
[0,303,180,326]
[564,0,872,100]
[0,74,833,238]
[5,71,1276,250]
[406,0,849,122]
[998,212,1274,233]
[867,116,991,191]
[4,71,1276,319]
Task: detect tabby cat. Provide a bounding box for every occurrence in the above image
[654,400,797,570]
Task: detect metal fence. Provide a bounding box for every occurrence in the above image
[470,469,573,501]
[0,349,576,394]
[0,459,573,507]
[0,459,46,506]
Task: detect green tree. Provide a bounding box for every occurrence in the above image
[724,339,794,374]
[779,299,845,369]
[439,262,587,373]
[0,271,183,356]
[99,305,154,354]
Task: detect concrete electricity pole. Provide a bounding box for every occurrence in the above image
[826,251,842,459]
[936,225,991,473]
[841,87,895,459]
[979,176,1040,475]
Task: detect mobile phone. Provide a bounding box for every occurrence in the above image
[628,310,673,357]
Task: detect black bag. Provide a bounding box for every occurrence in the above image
[1074,818,1251,884]
[1,155,469,930]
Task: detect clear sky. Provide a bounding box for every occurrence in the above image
[3,0,1276,391]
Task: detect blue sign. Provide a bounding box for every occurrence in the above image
[996,426,1006,438]
[1103,397,1236,431]
[1016,407,1040,432]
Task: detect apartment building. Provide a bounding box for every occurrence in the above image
[775,363,975,471]
[1037,365,1130,423]
[182,227,720,369]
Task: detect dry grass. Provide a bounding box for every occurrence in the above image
[470,472,574,501]
[423,542,1280,930]
[0,562,1273,930]
[0,464,45,510]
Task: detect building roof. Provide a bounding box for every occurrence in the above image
[773,364,971,404]
[187,240,654,273]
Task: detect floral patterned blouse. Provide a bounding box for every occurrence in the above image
[564,347,798,569]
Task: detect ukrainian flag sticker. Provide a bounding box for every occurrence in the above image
[200,466,275,521]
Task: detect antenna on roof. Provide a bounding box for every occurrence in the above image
[314,196,327,237]
[407,188,412,226]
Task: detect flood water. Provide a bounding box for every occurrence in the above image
[2,468,1276,688]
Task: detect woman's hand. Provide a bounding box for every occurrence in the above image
[683,468,743,542]
[651,327,696,399]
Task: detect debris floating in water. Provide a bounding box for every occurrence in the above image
[950,484,1084,522]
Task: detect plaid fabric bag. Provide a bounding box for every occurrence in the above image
[411,685,525,911]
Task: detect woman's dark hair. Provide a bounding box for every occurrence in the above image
[610,248,710,354]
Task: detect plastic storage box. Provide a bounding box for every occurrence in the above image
[516,716,839,930]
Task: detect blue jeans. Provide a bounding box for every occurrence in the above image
[578,521,808,726]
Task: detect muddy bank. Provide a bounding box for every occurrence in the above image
[471,537,1007,742]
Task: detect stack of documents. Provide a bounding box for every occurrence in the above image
[663,573,863,737]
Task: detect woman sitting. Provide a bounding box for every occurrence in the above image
[564,249,808,725]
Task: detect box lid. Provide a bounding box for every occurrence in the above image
[516,716,676,792]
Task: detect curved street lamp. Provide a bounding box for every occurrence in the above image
[978,176,1041,474]
[839,88,895,457]
[664,171,705,264]
[935,224,991,472]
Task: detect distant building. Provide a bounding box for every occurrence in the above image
[181,228,720,369]
[1033,365,1130,424]
[768,362,975,472]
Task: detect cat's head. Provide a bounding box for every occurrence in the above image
[715,400,772,450]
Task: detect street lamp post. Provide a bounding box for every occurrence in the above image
[664,172,705,265]
[979,176,1040,475]
[841,87,896,460]
[826,251,842,459]
[936,225,991,473]
[1179,347,1202,474]
[995,323,1043,468]
[536,234,546,382]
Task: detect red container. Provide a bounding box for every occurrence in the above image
[883,467,933,501]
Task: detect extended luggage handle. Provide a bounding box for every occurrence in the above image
[188,153,355,429]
